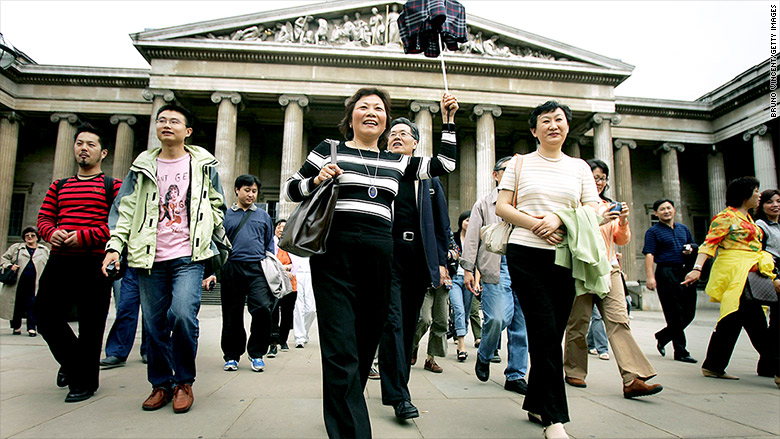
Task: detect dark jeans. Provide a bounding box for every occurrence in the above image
[104,268,147,360]
[221,260,275,360]
[378,237,429,406]
[654,264,697,356]
[766,303,780,376]
[35,253,112,393]
[271,290,298,346]
[11,274,36,331]
[506,244,575,426]
[138,256,204,388]
[702,293,768,374]
[310,223,392,439]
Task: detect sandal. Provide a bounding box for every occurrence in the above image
[457,350,468,362]
[12,328,21,335]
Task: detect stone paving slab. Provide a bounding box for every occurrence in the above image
[1,305,778,439]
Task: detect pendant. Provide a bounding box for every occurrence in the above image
[368,186,378,199]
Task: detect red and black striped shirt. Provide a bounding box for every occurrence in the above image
[37,174,122,256]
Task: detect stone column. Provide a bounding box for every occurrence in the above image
[592,113,621,198]
[614,139,638,282]
[460,135,477,212]
[235,126,250,178]
[110,115,137,178]
[50,113,79,181]
[743,124,777,190]
[474,105,501,201]
[211,91,242,202]
[0,112,21,251]
[278,94,309,220]
[656,142,685,222]
[141,89,175,150]
[707,148,727,218]
[410,101,439,157]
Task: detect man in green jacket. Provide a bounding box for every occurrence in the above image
[102,104,225,414]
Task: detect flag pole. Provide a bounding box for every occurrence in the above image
[438,34,449,94]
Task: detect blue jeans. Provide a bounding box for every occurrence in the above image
[105,268,147,360]
[138,257,204,388]
[587,304,609,354]
[477,256,528,380]
[448,273,473,337]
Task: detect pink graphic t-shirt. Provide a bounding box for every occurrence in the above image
[155,155,192,261]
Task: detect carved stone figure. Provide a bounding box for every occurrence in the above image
[369,7,384,45]
[459,29,484,55]
[276,22,293,43]
[387,4,400,45]
[342,15,356,42]
[294,16,313,44]
[353,12,370,45]
[315,18,329,45]
[483,35,511,57]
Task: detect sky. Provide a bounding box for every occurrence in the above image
[0,0,774,101]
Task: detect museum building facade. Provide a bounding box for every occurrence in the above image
[0,0,776,288]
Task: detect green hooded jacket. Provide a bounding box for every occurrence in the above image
[106,144,225,269]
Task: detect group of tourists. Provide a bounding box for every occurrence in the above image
[1,86,777,439]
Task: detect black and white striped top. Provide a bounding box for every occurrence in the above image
[283,125,456,227]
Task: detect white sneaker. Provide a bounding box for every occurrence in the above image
[543,423,569,439]
[599,352,610,360]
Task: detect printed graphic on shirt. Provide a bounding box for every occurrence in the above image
[155,156,192,261]
[159,181,185,228]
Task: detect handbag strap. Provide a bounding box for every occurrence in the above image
[511,154,523,209]
[228,210,253,243]
[326,139,339,181]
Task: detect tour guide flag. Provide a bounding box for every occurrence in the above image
[398,0,467,93]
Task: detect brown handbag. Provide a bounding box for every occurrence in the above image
[279,139,340,258]
[743,271,779,305]
[480,154,522,255]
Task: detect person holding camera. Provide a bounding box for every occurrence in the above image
[643,198,699,363]
[563,159,662,398]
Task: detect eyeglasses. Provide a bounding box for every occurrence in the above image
[388,131,414,140]
[156,118,184,126]
[23,233,36,239]
[594,176,608,182]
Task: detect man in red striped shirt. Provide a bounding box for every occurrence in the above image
[35,122,121,403]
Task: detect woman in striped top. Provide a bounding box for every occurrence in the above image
[283,87,458,439]
[495,101,600,439]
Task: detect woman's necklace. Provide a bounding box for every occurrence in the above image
[356,148,380,199]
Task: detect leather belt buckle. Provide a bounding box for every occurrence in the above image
[402,231,415,241]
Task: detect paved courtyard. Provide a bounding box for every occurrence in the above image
[1,304,778,438]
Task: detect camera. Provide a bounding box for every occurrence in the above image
[609,202,623,213]
[106,261,120,279]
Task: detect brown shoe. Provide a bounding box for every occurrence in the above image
[564,376,587,388]
[424,358,443,373]
[623,378,663,399]
[142,387,172,411]
[701,368,739,380]
[172,383,194,413]
[411,347,418,366]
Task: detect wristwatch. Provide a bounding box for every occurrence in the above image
[692,264,702,272]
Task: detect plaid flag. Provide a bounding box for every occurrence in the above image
[399,0,467,58]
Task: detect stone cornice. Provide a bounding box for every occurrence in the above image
[1,64,149,88]
[137,45,629,86]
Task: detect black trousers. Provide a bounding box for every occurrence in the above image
[764,303,780,376]
[220,260,276,361]
[378,237,430,406]
[506,244,575,426]
[311,224,392,439]
[11,273,36,331]
[654,264,698,356]
[702,293,768,375]
[34,253,112,393]
[271,291,298,346]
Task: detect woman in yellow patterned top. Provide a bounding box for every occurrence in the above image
[682,176,778,381]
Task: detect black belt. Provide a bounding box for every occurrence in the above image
[394,231,415,242]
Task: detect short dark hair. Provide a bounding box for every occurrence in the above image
[653,198,675,211]
[725,176,760,208]
[389,117,419,141]
[755,189,780,222]
[528,100,572,130]
[21,226,38,240]
[456,210,471,235]
[339,87,392,143]
[234,174,261,190]
[74,122,110,151]
[156,104,194,128]
[494,156,513,171]
[586,158,609,176]
[275,219,287,228]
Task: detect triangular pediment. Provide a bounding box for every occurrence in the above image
[131,0,632,79]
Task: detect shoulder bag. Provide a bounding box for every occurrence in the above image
[260,251,295,298]
[279,139,340,258]
[743,271,778,305]
[0,247,21,285]
[481,154,523,255]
